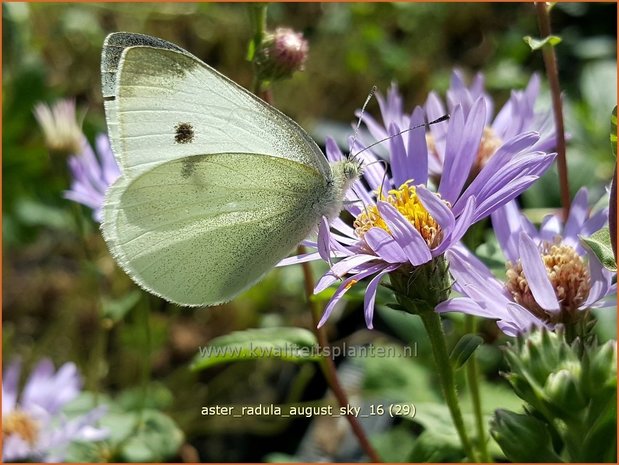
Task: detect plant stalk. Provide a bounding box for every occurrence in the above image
[297,246,382,462]
[535,1,571,220]
[465,315,490,462]
[420,310,479,462]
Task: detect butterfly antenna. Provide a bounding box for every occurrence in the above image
[349,85,377,161]
[351,114,449,160]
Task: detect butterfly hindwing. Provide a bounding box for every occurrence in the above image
[102,152,327,306]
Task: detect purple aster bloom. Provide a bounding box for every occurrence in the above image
[2,359,107,462]
[279,82,557,329]
[358,70,556,181]
[64,134,120,222]
[436,188,616,336]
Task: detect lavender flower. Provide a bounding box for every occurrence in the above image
[280,82,556,328]
[2,359,107,462]
[436,188,616,336]
[65,134,120,222]
[33,100,84,156]
[359,70,556,181]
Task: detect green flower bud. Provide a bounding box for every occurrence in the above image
[543,369,586,418]
[490,409,562,462]
[389,255,451,315]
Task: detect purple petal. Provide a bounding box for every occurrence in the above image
[472,175,540,223]
[434,195,476,255]
[2,360,22,414]
[435,297,499,319]
[439,98,486,202]
[317,263,387,327]
[446,245,512,309]
[389,122,408,186]
[539,214,563,243]
[452,131,539,215]
[416,185,455,237]
[425,91,448,141]
[501,302,549,335]
[331,217,357,239]
[277,252,323,267]
[582,252,613,307]
[491,201,525,262]
[377,201,432,265]
[364,227,406,264]
[438,105,465,202]
[314,254,381,293]
[518,233,560,312]
[356,109,389,142]
[364,265,398,328]
[407,106,429,186]
[580,207,609,238]
[325,137,346,163]
[563,187,589,242]
[317,217,331,263]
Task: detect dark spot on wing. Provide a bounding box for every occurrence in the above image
[175,122,195,144]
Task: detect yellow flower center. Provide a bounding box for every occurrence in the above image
[506,241,591,323]
[3,409,39,445]
[354,182,443,248]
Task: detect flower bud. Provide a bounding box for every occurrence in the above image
[490,409,562,462]
[389,255,452,315]
[255,28,309,82]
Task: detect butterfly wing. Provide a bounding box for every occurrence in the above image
[102,152,327,306]
[101,32,329,177]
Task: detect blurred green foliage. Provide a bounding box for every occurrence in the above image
[2,2,616,462]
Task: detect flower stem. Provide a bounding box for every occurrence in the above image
[249,3,268,95]
[297,245,382,463]
[464,315,490,462]
[535,1,571,220]
[420,310,479,462]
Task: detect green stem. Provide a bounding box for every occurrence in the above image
[248,3,268,94]
[420,311,479,462]
[138,293,153,418]
[465,315,490,462]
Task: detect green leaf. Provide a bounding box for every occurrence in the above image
[190,327,320,371]
[371,424,417,462]
[611,106,617,158]
[580,227,617,272]
[119,410,184,462]
[101,290,141,322]
[449,334,484,370]
[523,35,562,50]
[408,429,465,462]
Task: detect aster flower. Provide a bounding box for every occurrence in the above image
[436,188,616,336]
[280,91,556,328]
[2,359,107,462]
[33,99,84,156]
[64,134,120,222]
[358,70,556,182]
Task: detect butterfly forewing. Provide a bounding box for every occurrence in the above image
[102,33,329,177]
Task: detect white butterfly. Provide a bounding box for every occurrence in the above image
[101,32,361,306]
